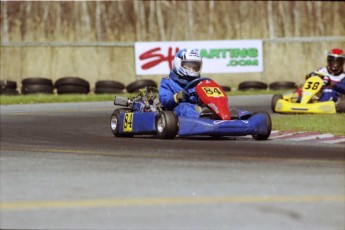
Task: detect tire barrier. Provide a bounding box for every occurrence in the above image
[55,77,90,94]
[21,77,54,95]
[22,78,53,86]
[238,81,268,91]
[4,78,296,96]
[95,80,125,94]
[269,81,296,90]
[126,79,157,93]
[0,80,19,95]
[220,85,231,92]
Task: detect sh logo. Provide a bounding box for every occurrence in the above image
[139,47,180,70]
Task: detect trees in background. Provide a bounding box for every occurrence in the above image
[1,1,344,42]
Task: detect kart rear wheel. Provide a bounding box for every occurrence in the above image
[336,95,345,113]
[271,94,283,113]
[110,108,133,137]
[251,111,272,140]
[156,111,178,139]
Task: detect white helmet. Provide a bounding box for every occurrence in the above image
[173,48,202,79]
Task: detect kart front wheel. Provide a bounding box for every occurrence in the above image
[251,111,272,140]
[110,108,133,137]
[271,94,283,113]
[156,111,178,139]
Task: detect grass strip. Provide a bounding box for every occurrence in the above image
[0,94,127,105]
[272,114,345,136]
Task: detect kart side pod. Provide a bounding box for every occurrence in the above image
[274,99,336,114]
[178,111,271,140]
[111,109,179,139]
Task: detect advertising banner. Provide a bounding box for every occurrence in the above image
[135,40,263,75]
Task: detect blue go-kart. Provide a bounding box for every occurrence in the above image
[110,78,271,140]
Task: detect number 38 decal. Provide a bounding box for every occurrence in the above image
[201,87,225,97]
[304,81,321,90]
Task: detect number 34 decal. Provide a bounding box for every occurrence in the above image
[202,87,225,97]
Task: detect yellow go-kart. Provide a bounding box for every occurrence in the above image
[271,74,345,114]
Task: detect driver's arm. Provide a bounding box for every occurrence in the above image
[334,78,345,94]
[159,78,179,110]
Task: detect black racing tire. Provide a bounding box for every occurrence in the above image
[126,79,157,93]
[22,78,53,86]
[95,80,125,90]
[269,81,296,90]
[110,108,133,137]
[336,95,345,113]
[21,84,54,94]
[271,94,283,113]
[251,111,272,141]
[156,111,178,139]
[0,88,19,95]
[54,77,90,89]
[95,87,124,94]
[0,80,17,89]
[56,85,90,94]
[238,81,268,91]
[221,85,231,92]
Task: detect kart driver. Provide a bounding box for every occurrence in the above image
[159,48,206,117]
[304,48,345,102]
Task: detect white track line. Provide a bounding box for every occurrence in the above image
[270,131,306,139]
[320,138,345,144]
[287,133,334,141]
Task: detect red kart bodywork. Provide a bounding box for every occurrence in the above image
[195,79,231,120]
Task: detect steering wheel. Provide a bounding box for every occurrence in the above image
[181,77,211,98]
[184,77,211,91]
[307,71,328,80]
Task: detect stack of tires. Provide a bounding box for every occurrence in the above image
[1,77,161,96]
[0,80,19,95]
[54,77,90,94]
[269,81,296,90]
[21,77,54,95]
[94,80,125,94]
[220,85,231,92]
[238,81,268,91]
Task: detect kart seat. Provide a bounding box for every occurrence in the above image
[230,108,239,120]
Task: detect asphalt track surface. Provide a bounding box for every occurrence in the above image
[0,95,344,229]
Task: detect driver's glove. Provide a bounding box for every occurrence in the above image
[322,76,331,87]
[305,73,312,80]
[174,90,190,103]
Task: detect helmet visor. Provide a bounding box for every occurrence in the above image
[181,60,202,72]
[327,56,344,73]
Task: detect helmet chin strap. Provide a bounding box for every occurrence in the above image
[327,66,343,75]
